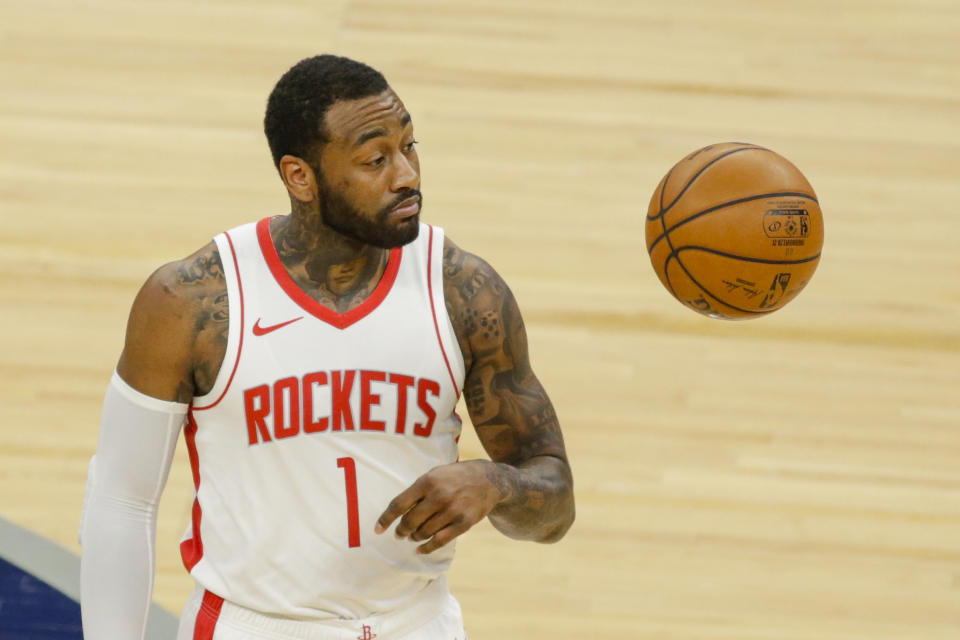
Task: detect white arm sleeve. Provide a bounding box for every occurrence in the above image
[80,372,187,640]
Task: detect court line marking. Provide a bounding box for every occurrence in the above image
[0,514,179,638]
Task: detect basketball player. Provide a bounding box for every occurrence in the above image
[79,54,575,639]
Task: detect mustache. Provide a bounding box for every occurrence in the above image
[380,189,422,217]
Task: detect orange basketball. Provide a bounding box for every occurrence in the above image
[645,143,824,319]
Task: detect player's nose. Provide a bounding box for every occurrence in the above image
[391,153,419,192]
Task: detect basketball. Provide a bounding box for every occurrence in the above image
[645,143,824,319]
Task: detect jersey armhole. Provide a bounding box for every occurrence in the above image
[192,230,244,410]
[427,226,466,396]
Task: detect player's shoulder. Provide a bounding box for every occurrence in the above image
[119,240,228,401]
[441,235,513,323]
[441,235,525,375]
[443,235,503,282]
[441,235,507,298]
[135,240,226,317]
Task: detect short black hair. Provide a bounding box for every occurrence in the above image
[264,55,389,170]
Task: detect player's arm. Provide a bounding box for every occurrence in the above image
[80,243,225,639]
[375,237,574,552]
[443,237,574,542]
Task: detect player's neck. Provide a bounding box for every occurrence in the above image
[271,212,388,302]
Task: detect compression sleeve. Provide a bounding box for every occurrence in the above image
[79,372,187,640]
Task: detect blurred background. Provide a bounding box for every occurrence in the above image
[1,1,958,638]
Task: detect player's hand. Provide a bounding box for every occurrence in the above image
[375,460,505,554]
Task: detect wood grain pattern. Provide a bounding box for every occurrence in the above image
[1,1,958,637]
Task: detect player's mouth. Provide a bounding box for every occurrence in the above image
[388,196,420,220]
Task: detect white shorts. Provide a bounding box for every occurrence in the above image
[176,578,467,640]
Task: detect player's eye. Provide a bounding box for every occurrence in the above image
[403,140,418,153]
[365,156,385,167]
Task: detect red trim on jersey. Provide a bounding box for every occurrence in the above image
[180,410,204,572]
[427,226,461,397]
[192,590,224,640]
[193,230,245,411]
[256,217,402,330]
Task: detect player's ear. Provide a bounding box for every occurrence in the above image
[279,155,317,203]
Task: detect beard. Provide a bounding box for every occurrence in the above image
[317,179,421,249]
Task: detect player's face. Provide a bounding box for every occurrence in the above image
[314,89,421,248]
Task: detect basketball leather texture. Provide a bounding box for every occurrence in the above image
[645,143,824,319]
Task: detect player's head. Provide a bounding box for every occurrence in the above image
[264,55,388,170]
[265,55,421,248]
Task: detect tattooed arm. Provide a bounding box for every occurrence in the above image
[81,243,228,638]
[376,236,574,550]
[443,237,574,542]
[117,242,229,400]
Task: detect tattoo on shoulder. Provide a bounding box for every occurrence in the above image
[174,246,229,396]
[443,244,516,371]
[444,244,506,302]
[443,243,466,279]
[177,249,224,285]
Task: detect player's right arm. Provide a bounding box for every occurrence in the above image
[80,242,226,639]
[115,241,228,400]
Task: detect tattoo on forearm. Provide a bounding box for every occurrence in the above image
[486,456,572,540]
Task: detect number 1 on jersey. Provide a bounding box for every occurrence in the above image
[336,457,361,548]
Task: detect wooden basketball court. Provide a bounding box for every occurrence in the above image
[2,1,958,637]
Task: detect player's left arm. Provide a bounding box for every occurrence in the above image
[375,237,574,552]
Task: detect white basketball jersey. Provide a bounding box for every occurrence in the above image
[180,217,465,619]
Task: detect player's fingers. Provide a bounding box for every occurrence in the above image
[416,516,469,555]
[408,510,456,542]
[375,484,426,534]
[394,496,443,539]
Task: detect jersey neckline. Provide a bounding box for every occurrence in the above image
[255,216,403,330]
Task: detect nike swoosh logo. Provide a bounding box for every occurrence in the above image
[252,316,303,336]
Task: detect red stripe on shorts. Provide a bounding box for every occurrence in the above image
[193,590,224,640]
